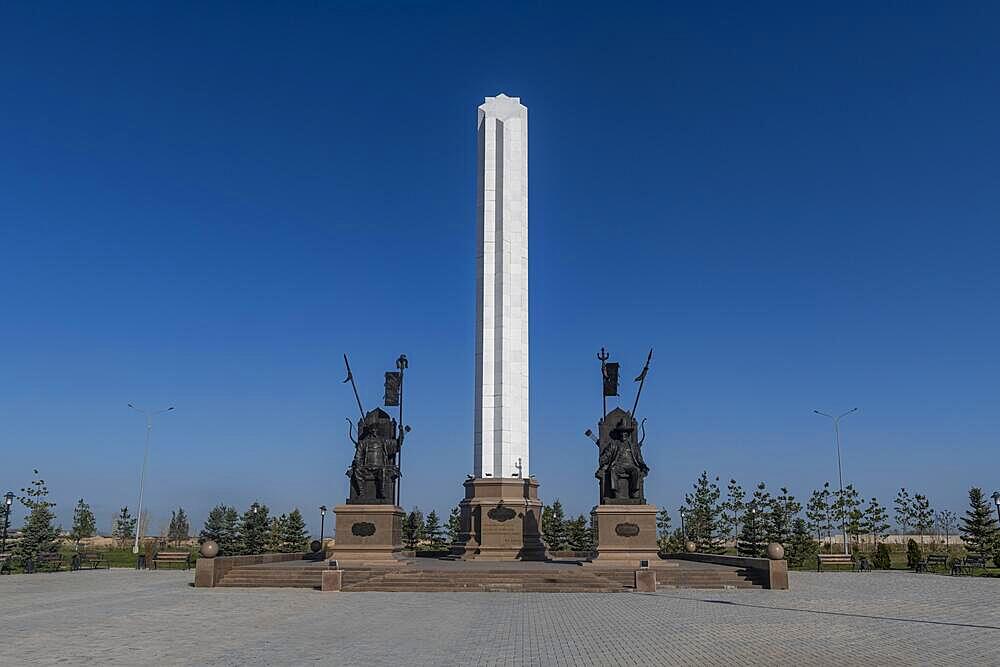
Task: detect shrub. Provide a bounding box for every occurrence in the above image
[872,543,891,569]
[905,538,922,570]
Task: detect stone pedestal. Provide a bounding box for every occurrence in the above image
[590,504,660,563]
[329,504,405,561]
[451,478,547,561]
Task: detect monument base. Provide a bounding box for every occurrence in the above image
[590,504,660,563]
[451,478,547,561]
[329,504,405,561]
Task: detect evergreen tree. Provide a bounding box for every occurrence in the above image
[785,518,818,567]
[446,506,461,544]
[832,484,862,550]
[168,507,190,546]
[766,487,801,547]
[70,498,96,548]
[806,483,832,550]
[656,508,672,552]
[266,514,286,553]
[894,488,913,535]
[424,510,443,548]
[112,506,137,549]
[200,504,240,555]
[861,497,890,547]
[872,542,892,569]
[721,479,745,545]
[402,509,424,549]
[737,482,771,557]
[541,499,568,550]
[959,487,999,559]
[912,493,934,545]
[238,503,270,555]
[905,538,922,569]
[566,515,591,552]
[683,471,724,553]
[662,527,686,553]
[14,470,60,561]
[279,509,309,552]
[936,509,957,547]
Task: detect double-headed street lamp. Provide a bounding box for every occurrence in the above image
[2,491,14,555]
[128,403,174,554]
[814,407,859,556]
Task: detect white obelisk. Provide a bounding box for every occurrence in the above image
[474,94,529,480]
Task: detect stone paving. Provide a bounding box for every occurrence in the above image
[2,569,999,665]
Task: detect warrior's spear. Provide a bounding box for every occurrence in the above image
[630,348,653,417]
[343,354,365,419]
[395,354,408,507]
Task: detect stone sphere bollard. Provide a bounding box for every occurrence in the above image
[200,540,219,559]
[685,540,697,553]
[766,542,784,560]
[310,540,323,554]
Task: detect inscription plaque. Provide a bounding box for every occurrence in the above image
[351,521,377,537]
[615,522,640,538]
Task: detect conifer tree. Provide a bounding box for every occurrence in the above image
[424,510,443,548]
[683,471,724,553]
[112,506,137,549]
[656,508,672,552]
[402,509,424,549]
[279,509,309,552]
[806,483,832,550]
[266,514,286,553]
[861,497,890,547]
[832,484,862,549]
[70,498,96,548]
[238,503,270,555]
[446,506,461,544]
[565,515,591,552]
[168,507,190,546]
[200,505,240,555]
[785,518,818,567]
[912,493,934,545]
[722,479,745,545]
[767,487,801,546]
[541,499,568,550]
[894,488,913,535]
[737,482,771,557]
[14,470,60,561]
[959,487,999,559]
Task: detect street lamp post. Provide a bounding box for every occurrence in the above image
[814,408,859,556]
[2,491,14,555]
[678,507,686,539]
[319,506,327,545]
[991,491,1000,527]
[128,403,174,554]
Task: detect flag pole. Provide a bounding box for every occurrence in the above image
[395,354,408,508]
[598,347,609,420]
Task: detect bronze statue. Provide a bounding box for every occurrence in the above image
[586,348,653,505]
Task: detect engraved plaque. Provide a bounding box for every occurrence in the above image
[351,521,377,537]
[487,506,517,522]
[615,522,640,538]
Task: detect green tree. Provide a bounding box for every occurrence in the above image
[112,506,136,550]
[737,482,771,557]
[959,487,999,559]
[167,507,190,546]
[912,493,934,545]
[446,506,461,544]
[238,503,270,555]
[936,509,957,547]
[656,508,673,552]
[266,514,287,553]
[832,484,862,549]
[785,518,818,567]
[402,508,425,549]
[279,509,309,552]
[14,470,60,562]
[683,471,724,553]
[905,538,922,570]
[565,514,592,552]
[861,497,890,548]
[70,498,96,548]
[424,510,443,548]
[767,487,801,547]
[200,505,240,555]
[894,488,913,535]
[541,499,568,551]
[805,483,833,551]
[721,479,745,545]
[872,542,892,569]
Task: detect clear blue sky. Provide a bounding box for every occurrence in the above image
[2,2,998,537]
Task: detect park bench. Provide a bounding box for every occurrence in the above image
[151,551,192,570]
[952,555,987,576]
[816,553,856,572]
[916,553,949,573]
[71,551,109,571]
[25,552,63,573]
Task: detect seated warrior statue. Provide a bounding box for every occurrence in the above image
[591,407,650,503]
[346,408,401,504]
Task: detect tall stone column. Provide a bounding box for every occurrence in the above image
[455,94,544,560]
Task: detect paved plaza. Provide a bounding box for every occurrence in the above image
[2,569,999,665]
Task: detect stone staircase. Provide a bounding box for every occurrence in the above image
[215,559,765,591]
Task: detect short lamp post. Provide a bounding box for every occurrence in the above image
[991,491,1000,526]
[678,507,686,539]
[2,491,14,555]
[319,505,327,544]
